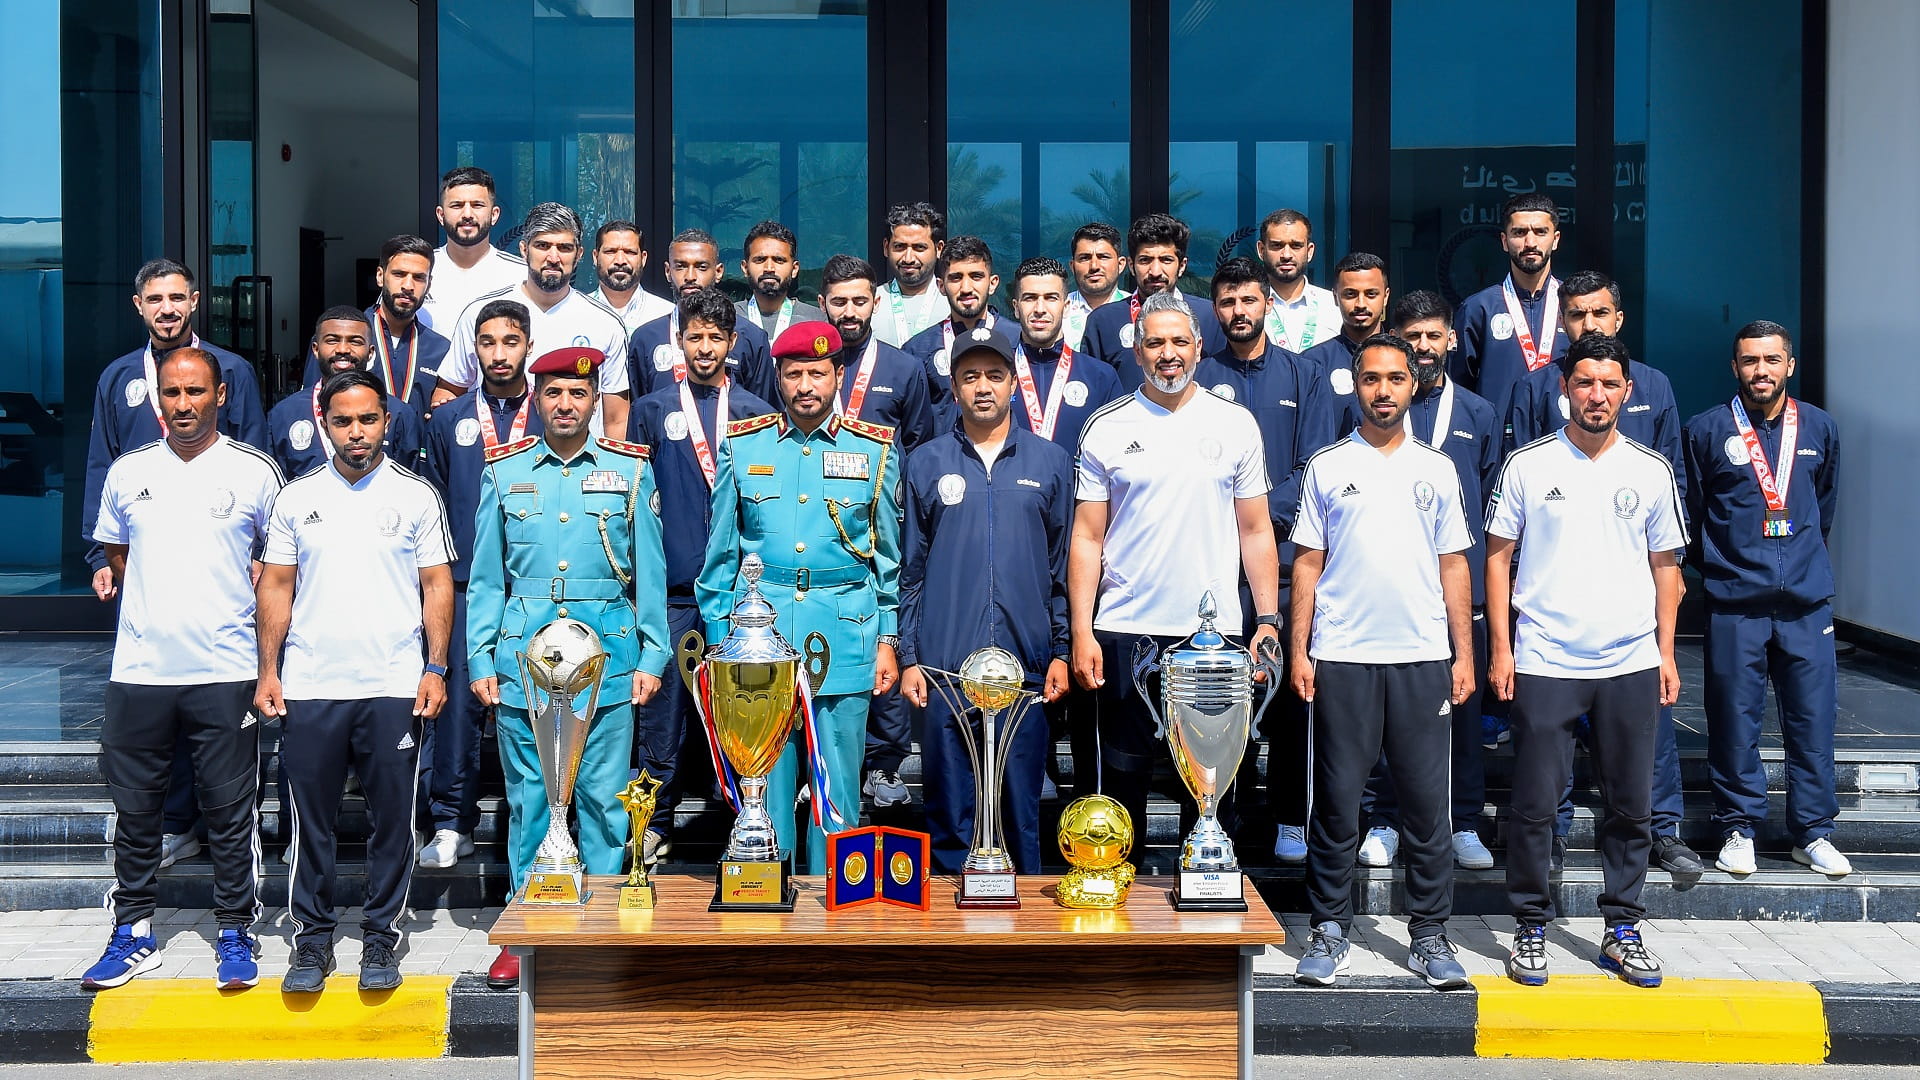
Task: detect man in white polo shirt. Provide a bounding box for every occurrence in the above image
[83,348,283,993]
[1288,333,1475,991]
[1070,290,1281,859]
[435,202,632,437]
[255,369,455,996]
[1487,332,1686,990]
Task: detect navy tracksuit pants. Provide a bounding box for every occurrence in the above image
[1705,602,1837,845]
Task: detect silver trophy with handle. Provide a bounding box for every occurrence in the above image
[515,618,609,905]
[1134,592,1281,911]
[920,647,1043,908]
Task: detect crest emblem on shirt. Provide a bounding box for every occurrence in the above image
[1198,437,1223,464]
[1118,323,1137,349]
[1490,313,1515,341]
[209,487,236,520]
[650,490,662,516]
[1330,367,1355,396]
[664,412,689,441]
[933,348,950,376]
[378,507,403,537]
[1064,380,1088,407]
[1413,480,1436,512]
[1724,435,1750,465]
[653,343,680,372]
[572,335,591,348]
[289,420,314,451]
[125,379,148,408]
[1210,383,1236,402]
[938,473,966,506]
[1612,486,1641,520]
[1558,394,1571,420]
[455,418,481,447]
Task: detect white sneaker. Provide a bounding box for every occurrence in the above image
[1357,826,1399,867]
[158,833,200,870]
[1274,824,1307,863]
[416,829,474,868]
[641,828,671,866]
[1452,830,1495,870]
[863,769,912,807]
[1793,838,1853,877]
[1716,833,1757,875]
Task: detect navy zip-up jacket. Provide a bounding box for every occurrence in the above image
[1683,399,1838,611]
[627,313,777,405]
[933,340,1126,457]
[422,388,546,583]
[1453,277,1570,418]
[266,381,425,484]
[630,379,773,594]
[300,307,448,407]
[899,421,1072,677]
[1504,356,1684,483]
[833,337,938,452]
[902,311,1007,406]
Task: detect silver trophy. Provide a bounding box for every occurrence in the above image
[515,618,609,905]
[1134,592,1281,911]
[920,647,1043,907]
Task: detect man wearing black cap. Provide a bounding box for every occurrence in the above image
[898,327,1074,875]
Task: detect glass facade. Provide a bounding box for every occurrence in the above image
[1170,0,1353,293]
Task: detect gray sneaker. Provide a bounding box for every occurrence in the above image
[1409,934,1470,989]
[863,768,912,807]
[1294,922,1350,986]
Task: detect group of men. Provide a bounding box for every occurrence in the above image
[80,165,1846,998]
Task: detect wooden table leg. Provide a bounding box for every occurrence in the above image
[515,947,535,1080]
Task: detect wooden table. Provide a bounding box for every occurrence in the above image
[489,873,1285,1080]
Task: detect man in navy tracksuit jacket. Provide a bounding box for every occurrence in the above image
[1451,192,1571,419]
[1079,213,1225,389]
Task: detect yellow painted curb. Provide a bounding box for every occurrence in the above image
[1473,975,1827,1064]
[88,975,451,1062]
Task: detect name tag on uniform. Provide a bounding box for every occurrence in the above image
[747,464,776,476]
[822,451,870,480]
[508,482,538,494]
[581,470,629,494]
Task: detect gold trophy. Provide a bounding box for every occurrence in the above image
[515,618,609,906]
[1056,795,1135,909]
[691,555,827,912]
[616,771,663,909]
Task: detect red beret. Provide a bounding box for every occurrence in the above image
[529,347,604,379]
[771,320,843,363]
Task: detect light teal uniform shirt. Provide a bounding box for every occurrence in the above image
[696,412,901,697]
[468,435,671,709]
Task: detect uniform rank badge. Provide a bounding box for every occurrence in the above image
[509,483,538,494]
[747,464,776,476]
[580,470,628,494]
[822,451,870,480]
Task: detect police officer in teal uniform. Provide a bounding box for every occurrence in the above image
[697,320,901,875]
[467,345,669,988]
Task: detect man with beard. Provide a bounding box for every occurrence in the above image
[903,235,1002,406]
[629,288,772,873]
[735,220,824,343]
[899,327,1074,875]
[1070,290,1280,862]
[1196,257,1332,861]
[301,236,447,407]
[871,202,948,347]
[1288,333,1475,990]
[270,307,425,477]
[1488,332,1686,989]
[419,167,526,334]
[627,228,775,402]
[1684,323,1849,878]
[587,221,675,334]
[83,258,268,873]
[467,346,669,989]
[417,299,542,882]
[1301,253,1392,414]
[82,348,283,993]
[698,320,902,873]
[1064,222,1130,350]
[438,203,631,437]
[256,369,455,994]
[1256,209,1341,352]
[1081,214,1226,385]
[1502,271,1698,877]
[1453,193,1570,417]
[1350,291,1502,874]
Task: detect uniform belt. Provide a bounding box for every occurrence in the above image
[756,563,867,590]
[508,577,628,601]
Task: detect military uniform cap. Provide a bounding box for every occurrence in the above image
[771,320,843,364]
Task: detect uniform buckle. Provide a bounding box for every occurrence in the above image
[549,577,566,603]
[795,568,810,597]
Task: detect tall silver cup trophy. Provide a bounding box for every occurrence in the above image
[1134,592,1280,911]
[516,618,609,905]
[921,647,1043,908]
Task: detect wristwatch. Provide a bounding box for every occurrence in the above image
[877,635,900,651]
[424,662,449,678]
[1254,614,1281,629]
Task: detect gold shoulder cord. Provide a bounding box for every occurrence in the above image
[591,458,644,589]
[827,440,889,561]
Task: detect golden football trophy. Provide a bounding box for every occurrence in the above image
[1056,794,1135,909]
[617,771,663,909]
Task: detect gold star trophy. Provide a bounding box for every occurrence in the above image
[617,771,664,909]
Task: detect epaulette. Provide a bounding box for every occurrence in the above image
[726,413,782,437]
[838,416,895,444]
[596,437,651,459]
[484,436,540,464]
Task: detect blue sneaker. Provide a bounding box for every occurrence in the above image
[1597,924,1663,988]
[215,928,261,989]
[1508,925,1549,986]
[1480,713,1510,749]
[1294,922,1351,986]
[1273,824,1308,863]
[81,922,160,990]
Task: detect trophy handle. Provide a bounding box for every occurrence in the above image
[1250,637,1285,733]
[803,632,831,695]
[1129,639,1167,741]
[676,629,706,701]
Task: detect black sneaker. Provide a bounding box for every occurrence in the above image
[282,942,335,994]
[1549,836,1568,873]
[359,940,403,992]
[1653,835,1705,875]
